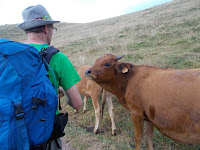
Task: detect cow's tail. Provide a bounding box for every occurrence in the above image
[101,89,106,119]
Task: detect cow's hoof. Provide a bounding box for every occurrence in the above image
[112,129,117,136]
[94,129,98,134]
[74,110,78,114]
[94,129,103,134]
[83,110,87,113]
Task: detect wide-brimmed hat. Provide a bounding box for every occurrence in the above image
[17,4,60,30]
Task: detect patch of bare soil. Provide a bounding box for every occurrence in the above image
[61,137,76,150]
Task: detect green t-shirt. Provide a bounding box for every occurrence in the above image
[30,43,81,114]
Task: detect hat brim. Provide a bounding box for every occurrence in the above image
[17,19,60,30]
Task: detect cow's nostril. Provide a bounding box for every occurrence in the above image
[85,70,92,75]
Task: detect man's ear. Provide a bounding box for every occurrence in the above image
[44,25,49,34]
[115,63,133,73]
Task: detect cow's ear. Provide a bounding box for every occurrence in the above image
[116,63,132,73]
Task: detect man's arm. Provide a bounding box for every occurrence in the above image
[59,85,82,111]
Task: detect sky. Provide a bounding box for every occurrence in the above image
[0,0,173,26]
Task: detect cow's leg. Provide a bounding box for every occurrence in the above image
[106,92,117,135]
[83,96,88,113]
[131,113,144,150]
[101,90,106,118]
[91,96,100,134]
[145,121,154,150]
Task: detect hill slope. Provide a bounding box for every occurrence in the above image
[1,0,200,69]
[1,0,200,149]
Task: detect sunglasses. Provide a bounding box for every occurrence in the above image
[52,26,57,34]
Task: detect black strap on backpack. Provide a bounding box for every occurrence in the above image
[41,46,64,111]
[41,46,59,64]
[40,46,59,71]
[39,46,62,110]
[31,46,68,150]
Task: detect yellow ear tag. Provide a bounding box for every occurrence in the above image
[122,67,128,73]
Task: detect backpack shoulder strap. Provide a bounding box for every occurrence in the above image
[41,46,59,64]
[40,46,59,91]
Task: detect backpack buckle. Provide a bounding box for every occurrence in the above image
[39,50,47,56]
[14,104,24,119]
[32,97,46,106]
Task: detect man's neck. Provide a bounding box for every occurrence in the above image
[25,33,48,44]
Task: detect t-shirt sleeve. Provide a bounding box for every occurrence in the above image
[57,53,81,90]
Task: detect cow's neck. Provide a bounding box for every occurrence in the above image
[99,73,128,103]
[100,82,123,98]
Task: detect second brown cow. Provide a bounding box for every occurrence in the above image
[77,65,117,135]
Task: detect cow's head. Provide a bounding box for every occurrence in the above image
[85,54,132,83]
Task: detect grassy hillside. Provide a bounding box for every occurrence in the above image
[1,0,200,149]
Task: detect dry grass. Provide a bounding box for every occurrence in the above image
[1,0,200,149]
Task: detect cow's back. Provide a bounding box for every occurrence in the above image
[130,67,200,113]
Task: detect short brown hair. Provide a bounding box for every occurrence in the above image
[24,24,53,34]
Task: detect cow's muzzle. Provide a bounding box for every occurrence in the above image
[85,70,92,76]
[85,70,94,80]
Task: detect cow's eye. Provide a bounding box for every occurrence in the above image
[104,63,110,67]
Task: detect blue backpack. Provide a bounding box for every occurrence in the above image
[0,39,58,150]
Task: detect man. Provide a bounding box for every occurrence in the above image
[17,4,82,149]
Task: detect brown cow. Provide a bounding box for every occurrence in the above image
[85,54,200,150]
[76,65,117,135]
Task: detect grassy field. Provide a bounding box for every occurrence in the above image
[1,0,200,149]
